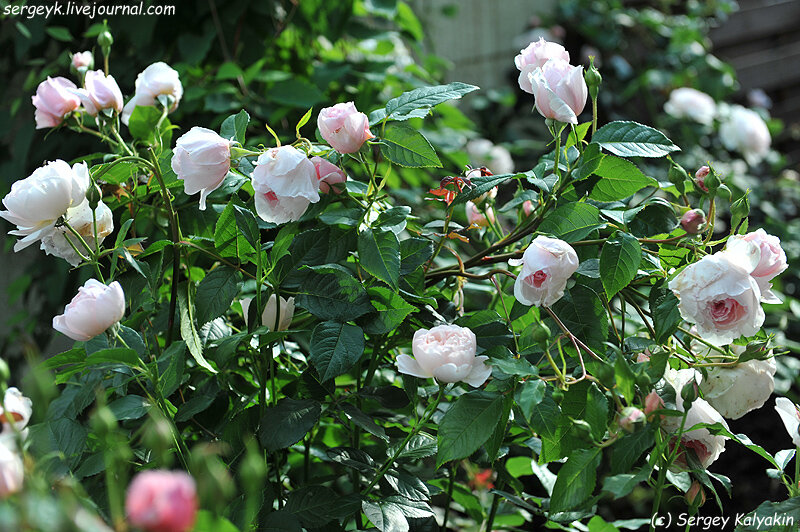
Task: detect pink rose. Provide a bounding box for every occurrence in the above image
[126,470,198,532]
[725,229,787,303]
[396,325,491,387]
[317,102,374,154]
[512,235,579,307]
[522,200,534,217]
[122,62,183,125]
[514,38,570,94]
[310,156,346,194]
[465,201,495,227]
[72,70,124,116]
[251,146,320,224]
[695,166,710,192]
[171,127,233,210]
[53,279,126,342]
[32,77,81,129]
[528,59,588,125]
[71,51,93,70]
[680,209,706,234]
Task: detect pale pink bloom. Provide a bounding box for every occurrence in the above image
[71,51,93,69]
[241,295,295,331]
[644,390,664,417]
[701,357,776,420]
[72,70,123,115]
[251,146,320,224]
[40,200,114,266]
[522,200,534,216]
[310,156,346,194]
[514,38,570,94]
[53,280,125,342]
[775,397,800,448]
[171,127,233,210]
[122,62,183,125]
[465,201,495,227]
[664,88,716,125]
[528,58,588,124]
[126,470,198,532]
[618,406,645,432]
[725,229,787,303]
[719,105,771,165]
[512,235,579,307]
[317,102,374,154]
[32,77,81,129]
[680,209,706,234]
[396,325,491,387]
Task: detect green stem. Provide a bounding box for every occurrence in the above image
[441,464,456,532]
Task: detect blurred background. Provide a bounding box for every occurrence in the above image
[1,0,798,526]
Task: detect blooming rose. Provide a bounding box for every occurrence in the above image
[40,200,114,266]
[171,127,233,210]
[32,77,81,129]
[664,88,716,125]
[513,235,579,307]
[396,325,491,387]
[0,388,33,433]
[53,279,126,342]
[775,397,800,447]
[310,156,346,194]
[465,139,515,175]
[126,470,198,532]
[317,102,374,154]
[72,70,124,116]
[465,201,495,227]
[719,105,771,165]
[668,252,764,345]
[680,209,706,234]
[251,146,320,224]
[700,357,776,419]
[528,58,588,124]
[514,38,570,94]
[122,62,183,125]
[241,294,295,331]
[0,160,90,251]
[71,51,93,70]
[725,229,787,303]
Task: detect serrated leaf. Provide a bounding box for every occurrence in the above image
[309,322,365,381]
[362,500,409,532]
[437,391,504,467]
[574,142,604,180]
[600,231,641,298]
[539,203,602,242]
[295,264,372,322]
[177,286,217,374]
[515,379,546,422]
[215,201,254,259]
[549,447,602,513]
[195,266,241,325]
[400,237,433,275]
[451,172,518,205]
[591,156,658,201]
[392,433,438,460]
[379,123,441,168]
[358,228,400,289]
[593,121,679,158]
[383,82,479,121]
[546,284,608,351]
[361,286,416,335]
[650,281,681,343]
[220,109,249,144]
[340,402,388,441]
[283,486,339,528]
[258,398,321,452]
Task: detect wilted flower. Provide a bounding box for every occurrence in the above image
[396,325,491,387]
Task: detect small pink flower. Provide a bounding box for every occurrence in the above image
[317,102,374,154]
[528,59,588,124]
[680,209,706,234]
[126,470,198,532]
[171,127,233,210]
[514,38,570,94]
[53,280,125,342]
[71,51,93,70]
[644,390,664,417]
[310,156,346,194]
[513,235,579,307]
[695,166,710,192]
[618,406,645,432]
[522,200,534,216]
[32,77,81,129]
[72,70,124,116]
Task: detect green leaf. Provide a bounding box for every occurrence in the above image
[295,265,373,322]
[258,398,321,452]
[382,82,479,121]
[358,228,401,290]
[650,281,681,343]
[515,379,546,422]
[539,203,602,242]
[296,107,313,137]
[340,403,388,441]
[614,355,636,404]
[220,109,249,144]
[610,428,655,474]
[592,121,679,158]
[195,266,241,326]
[546,284,608,351]
[268,79,324,108]
[590,156,658,201]
[177,285,217,374]
[451,172,519,205]
[362,500,409,532]
[392,433,438,460]
[92,160,139,185]
[735,497,800,531]
[399,237,433,275]
[215,201,255,259]
[437,391,504,467]
[361,286,416,335]
[379,123,441,168]
[283,486,339,528]
[600,232,642,298]
[45,26,73,42]
[627,199,679,237]
[85,348,140,368]
[549,447,602,513]
[193,510,242,532]
[574,143,604,180]
[128,106,170,145]
[601,467,652,499]
[233,203,259,249]
[309,321,365,381]
[108,395,150,421]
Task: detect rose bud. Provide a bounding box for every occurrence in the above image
[636,350,651,363]
[251,146,320,224]
[0,160,90,251]
[680,209,706,234]
[512,235,579,307]
[240,294,295,331]
[317,102,374,154]
[695,166,710,192]
[522,200,534,216]
[644,390,664,417]
[126,470,198,532]
[775,397,800,448]
[72,70,124,116]
[40,200,114,266]
[668,252,764,346]
[465,201,495,228]
[701,358,776,420]
[528,58,588,124]
[0,388,33,433]
[310,156,346,194]
[31,77,82,129]
[686,481,706,507]
[0,439,24,499]
[396,325,491,387]
[171,127,234,210]
[122,62,183,125]
[618,406,646,433]
[725,229,787,303]
[514,37,570,94]
[719,105,771,165]
[71,51,93,70]
[663,88,716,126]
[52,279,126,342]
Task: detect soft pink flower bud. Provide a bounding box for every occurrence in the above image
[171,127,233,210]
[53,279,125,342]
[465,201,495,227]
[618,406,645,432]
[396,325,491,387]
[122,62,183,125]
[317,102,374,154]
[251,146,320,224]
[775,397,800,448]
[680,209,706,234]
[73,70,124,116]
[310,156,346,194]
[126,470,198,532]
[695,166,710,192]
[514,38,570,94]
[636,350,651,363]
[644,390,664,417]
[686,481,706,507]
[71,51,93,69]
[513,235,579,307]
[32,77,81,129]
[528,59,588,124]
[522,200,534,217]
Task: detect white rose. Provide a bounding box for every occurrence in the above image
[725,229,787,303]
[0,160,90,251]
[171,127,234,210]
[0,388,33,433]
[40,200,113,266]
[664,88,717,125]
[513,235,579,307]
[251,146,320,224]
[719,105,771,165]
[396,325,491,387]
[121,62,183,125]
[700,357,776,420]
[241,294,295,332]
[53,279,126,342]
[669,252,764,346]
[0,436,23,498]
[465,139,514,175]
[775,397,800,448]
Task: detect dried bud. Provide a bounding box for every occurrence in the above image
[681,209,707,234]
